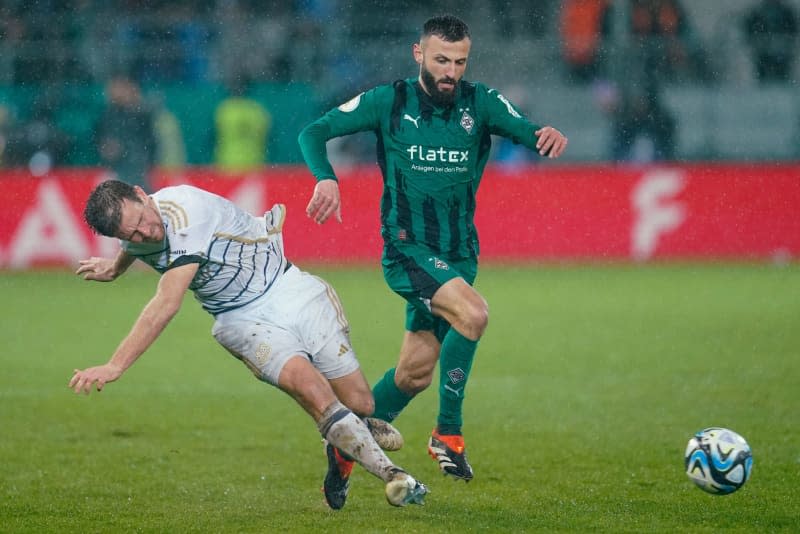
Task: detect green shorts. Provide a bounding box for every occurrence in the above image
[382,242,477,341]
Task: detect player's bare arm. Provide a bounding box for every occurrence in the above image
[76,249,136,282]
[69,262,199,394]
[535,126,568,158]
[306,178,342,224]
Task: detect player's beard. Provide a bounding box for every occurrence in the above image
[420,65,457,107]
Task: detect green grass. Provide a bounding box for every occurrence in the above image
[1,263,799,532]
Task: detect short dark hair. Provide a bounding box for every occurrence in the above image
[422,14,470,42]
[83,180,140,237]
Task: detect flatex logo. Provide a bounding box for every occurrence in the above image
[406,145,469,163]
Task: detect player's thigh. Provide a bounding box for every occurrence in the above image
[212,316,310,386]
[430,277,488,332]
[213,312,344,421]
[382,244,474,319]
[277,355,339,421]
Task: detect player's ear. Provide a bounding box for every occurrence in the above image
[413,43,423,65]
[133,186,151,204]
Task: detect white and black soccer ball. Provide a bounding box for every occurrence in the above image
[685,427,753,495]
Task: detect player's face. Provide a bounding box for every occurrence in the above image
[118,192,164,243]
[414,35,471,106]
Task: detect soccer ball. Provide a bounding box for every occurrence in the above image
[684,427,753,495]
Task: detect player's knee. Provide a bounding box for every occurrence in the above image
[347,394,375,418]
[395,367,433,395]
[402,376,432,395]
[462,301,489,339]
[330,381,375,417]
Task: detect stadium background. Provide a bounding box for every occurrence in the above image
[1,0,799,267]
[1,0,800,164]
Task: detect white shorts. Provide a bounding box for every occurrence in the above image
[211,265,360,386]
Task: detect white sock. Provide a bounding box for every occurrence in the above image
[318,401,397,482]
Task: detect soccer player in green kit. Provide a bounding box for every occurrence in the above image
[299,14,567,508]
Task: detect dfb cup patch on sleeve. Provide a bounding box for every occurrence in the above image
[338,93,364,112]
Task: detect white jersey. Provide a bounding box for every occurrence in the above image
[122,185,288,316]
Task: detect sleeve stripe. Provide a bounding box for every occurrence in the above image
[159,201,189,229]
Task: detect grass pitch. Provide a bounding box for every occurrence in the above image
[1,263,798,532]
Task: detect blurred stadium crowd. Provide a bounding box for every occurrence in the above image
[0,0,798,171]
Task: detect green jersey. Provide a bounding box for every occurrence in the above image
[299,78,541,259]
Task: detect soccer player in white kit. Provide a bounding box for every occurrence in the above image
[68,180,427,509]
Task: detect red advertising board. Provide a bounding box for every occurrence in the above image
[1,163,798,269]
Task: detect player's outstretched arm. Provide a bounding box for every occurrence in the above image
[306,179,342,224]
[535,126,568,158]
[69,262,199,395]
[76,249,136,282]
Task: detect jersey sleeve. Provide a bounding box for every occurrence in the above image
[479,85,542,152]
[298,86,389,181]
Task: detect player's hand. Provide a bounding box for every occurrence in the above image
[69,363,123,395]
[306,179,342,224]
[76,257,118,282]
[535,126,568,159]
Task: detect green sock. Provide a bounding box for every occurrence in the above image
[372,368,413,422]
[438,329,478,432]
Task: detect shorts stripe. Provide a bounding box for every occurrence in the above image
[314,275,349,330]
